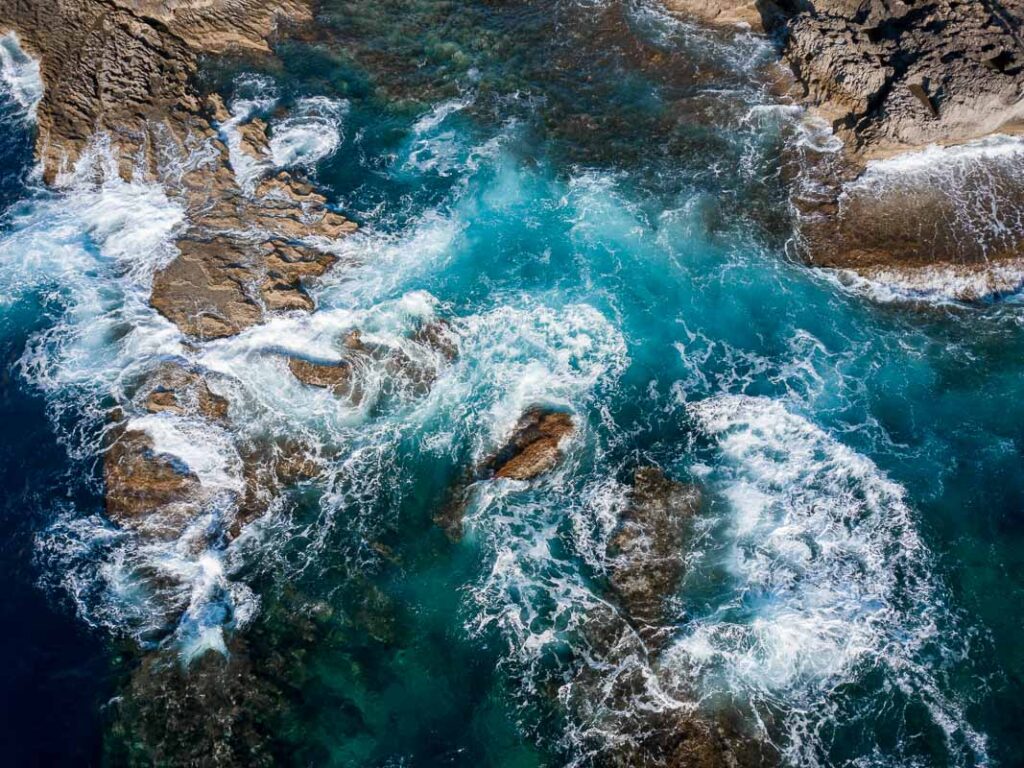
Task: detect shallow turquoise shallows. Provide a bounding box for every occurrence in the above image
[1,1,1023,766]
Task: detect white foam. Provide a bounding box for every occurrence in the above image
[862,134,1024,176]
[669,395,989,766]
[268,96,347,169]
[0,32,43,119]
[218,74,279,191]
[129,412,243,493]
[827,260,1024,305]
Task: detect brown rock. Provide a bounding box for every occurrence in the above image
[412,318,459,361]
[151,237,263,339]
[778,0,1024,156]
[104,427,202,537]
[607,467,701,636]
[663,0,782,30]
[287,356,357,397]
[140,363,230,422]
[483,408,575,481]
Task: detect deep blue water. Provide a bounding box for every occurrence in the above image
[2,1,1024,765]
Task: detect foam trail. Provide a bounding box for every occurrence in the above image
[669,395,989,766]
[269,96,348,169]
[218,74,279,191]
[0,32,43,119]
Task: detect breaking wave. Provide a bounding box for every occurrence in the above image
[0,32,43,119]
[672,395,989,767]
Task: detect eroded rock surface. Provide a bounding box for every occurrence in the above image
[140,362,231,422]
[607,467,701,636]
[668,0,1024,293]
[0,0,360,549]
[482,408,575,481]
[104,427,204,538]
[669,0,1024,156]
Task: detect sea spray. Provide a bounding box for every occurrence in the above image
[0,32,43,120]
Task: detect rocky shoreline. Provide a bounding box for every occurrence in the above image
[668,0,1024,298]
[2,0,1021,764]
[0,0,360,569]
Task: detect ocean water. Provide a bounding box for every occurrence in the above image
[2,2,1024,766]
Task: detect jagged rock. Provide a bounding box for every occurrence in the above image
[669,1,1024,156]
[482,408,575,481]
[104,427,203,537]
[784,0,1024,156]
[669,0,1024,287]
[435,408,575,541]
[607,467,701,636]
[141,362,230,422]
[259,241,337,312]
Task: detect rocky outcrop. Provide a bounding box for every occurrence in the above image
[140,362,230,422]
[0,0,361,550]
[434,407,575,540]
[481,408,575,481]
[607,467,701,638]
[664,0,784,30]
[104,427,204,537]
[558,467,771,767]
[287,355,358,395]
[667,0,1024,294]
[783,1,1024,157]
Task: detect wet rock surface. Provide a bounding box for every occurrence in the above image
[434,407,575,540]
[104,427,204,537]
[669,0,1024,292]
[140,362,231,422]
[0,0,357,553]
[482,408,575,481]
[287,355,357,395]
[553,467,773,767]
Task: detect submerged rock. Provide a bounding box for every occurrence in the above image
[607,467,701,636]
[140,362,230,422]
[108,639,282,768]
[482,408,575,481]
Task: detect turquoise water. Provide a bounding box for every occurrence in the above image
[2,1,1024,765]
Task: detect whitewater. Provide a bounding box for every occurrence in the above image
[1,1,1023,765]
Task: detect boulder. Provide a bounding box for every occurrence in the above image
[482,408,575,481]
